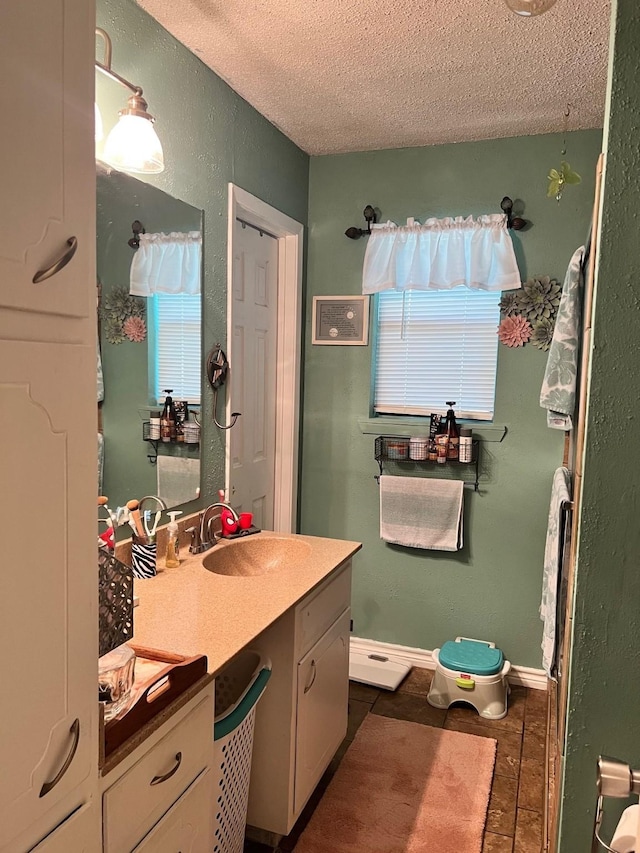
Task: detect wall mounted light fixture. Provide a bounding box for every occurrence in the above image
[95,28,165,174]
[503,0,558,17]
[345,205,377,239]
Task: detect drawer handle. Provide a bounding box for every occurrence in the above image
[39,718,80,798]
[304,660,317,694]
[150,752,182,786]
[32,236,78,283]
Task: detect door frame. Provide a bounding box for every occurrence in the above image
[226,183,304,533]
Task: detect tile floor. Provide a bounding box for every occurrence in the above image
[244,668,546,853]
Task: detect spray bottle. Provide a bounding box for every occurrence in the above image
[164,511,183,569]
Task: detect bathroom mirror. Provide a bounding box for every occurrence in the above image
[97,166,203,512]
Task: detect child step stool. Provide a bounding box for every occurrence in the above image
[427,637,511,720]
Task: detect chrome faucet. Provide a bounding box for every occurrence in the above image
[188,502,240,554]
[139,495,168,513]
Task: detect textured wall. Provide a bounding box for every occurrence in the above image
[559,1,640,848]
[96,0,309,507]
[303,131,601,667]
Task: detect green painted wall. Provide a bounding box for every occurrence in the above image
[97,170,201,511]
[96,0,309,507]
[302,131,601,667]
[559,1,640,848]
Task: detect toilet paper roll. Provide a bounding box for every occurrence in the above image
[611,803,639,853]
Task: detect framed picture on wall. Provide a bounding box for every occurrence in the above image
[312,295,370,345]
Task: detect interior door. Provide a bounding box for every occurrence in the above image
[228,219,278,530]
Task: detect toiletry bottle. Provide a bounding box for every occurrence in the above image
[428,413,441,461]
[459,426,473,463]
[149,411,161,440]
[164,510,183,568]
[444,402,459,460]
[161,390,175,443]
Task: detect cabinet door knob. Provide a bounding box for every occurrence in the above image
[304,660,317,694]
[32,236,78,283]
[39,718,80,798]
[150,751,182,786]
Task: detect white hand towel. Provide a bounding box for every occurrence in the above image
[380,475,464,551]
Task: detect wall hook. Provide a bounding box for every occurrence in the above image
[345,205,377,239]
[500,197,527,231]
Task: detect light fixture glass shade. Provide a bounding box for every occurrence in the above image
[95,103,104,142]
[504,0,558,16]
[103,114,164,174]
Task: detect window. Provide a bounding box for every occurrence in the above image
[149,292,201,404]
[374,287,500,420]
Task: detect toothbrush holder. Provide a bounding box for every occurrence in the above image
[131,535,157,580]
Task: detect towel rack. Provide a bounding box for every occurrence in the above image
[374,435,481,491]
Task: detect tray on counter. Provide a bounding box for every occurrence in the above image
[103,646,208,760]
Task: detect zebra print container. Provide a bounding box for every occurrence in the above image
[131,542,157,579]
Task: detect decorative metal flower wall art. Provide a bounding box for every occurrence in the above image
[498,275,561,351]
[498,314,532,348]
[101,286,147,344]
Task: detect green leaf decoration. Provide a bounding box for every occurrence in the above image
[547,161,582,201]
[561,161,582,184]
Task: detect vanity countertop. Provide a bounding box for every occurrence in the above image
[132,531,361,677]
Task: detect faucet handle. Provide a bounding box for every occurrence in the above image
[186,525,205,554]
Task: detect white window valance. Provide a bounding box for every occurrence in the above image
[362,214,521,294]
[130,231,202,296]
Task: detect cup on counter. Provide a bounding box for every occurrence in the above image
[239,512,253,530]
[131,535,157,579]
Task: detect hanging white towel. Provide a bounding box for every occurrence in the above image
[540,467,571,676]
[380,475,463,551]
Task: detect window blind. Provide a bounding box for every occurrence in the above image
[151,293,201,404]
[374,288,500,420]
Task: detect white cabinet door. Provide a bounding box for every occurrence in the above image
[29,803,99,853]
[0,341,97,850]
[0,0,94,320]
[294,608,351,814]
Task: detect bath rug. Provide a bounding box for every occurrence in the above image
[295,714,496,853]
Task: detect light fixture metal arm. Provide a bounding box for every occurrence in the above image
[95,27,142,96]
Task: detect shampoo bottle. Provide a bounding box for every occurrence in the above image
[444,402,459,461]
[164,511,183,568]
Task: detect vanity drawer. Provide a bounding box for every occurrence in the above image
[132,769,213,852]
[103,693,212,853]
[296,561,351,657]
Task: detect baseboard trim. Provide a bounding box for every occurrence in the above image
[350,636,548,691]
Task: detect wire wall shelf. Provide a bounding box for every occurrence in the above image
[374,435,481,491]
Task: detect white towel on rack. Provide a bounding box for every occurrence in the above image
[540,467,571,676]
[379,475,464,551]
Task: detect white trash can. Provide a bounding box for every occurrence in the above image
[213,650,272,853]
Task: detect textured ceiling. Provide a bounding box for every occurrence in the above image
[138,0,610,155]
